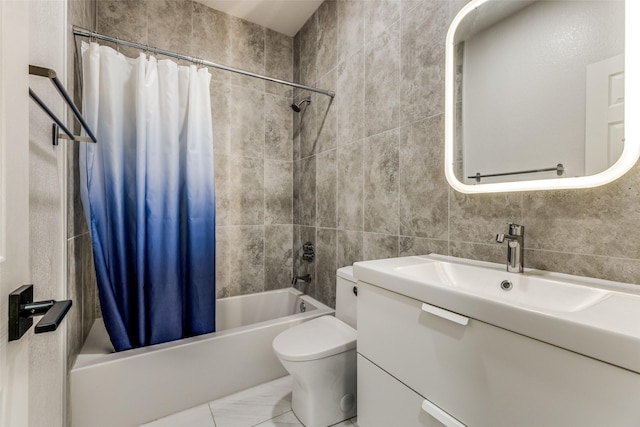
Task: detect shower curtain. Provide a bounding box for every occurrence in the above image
[79,42,216,351]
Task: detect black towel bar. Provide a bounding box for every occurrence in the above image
[29,64,97,145]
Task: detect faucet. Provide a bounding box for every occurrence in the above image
[292,274,312,284]
[292,274,312,292]
[496,223,524,273]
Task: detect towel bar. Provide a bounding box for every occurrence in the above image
[29,64,97,145]
[469,163,564,183]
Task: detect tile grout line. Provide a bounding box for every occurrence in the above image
[361,28,367,258]
[207,401,217,427]
[250,409,297,427]
[397,0,403,258]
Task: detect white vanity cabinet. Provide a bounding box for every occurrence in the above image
[356,282,640,427]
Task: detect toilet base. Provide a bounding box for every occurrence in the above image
[284,350,357,427]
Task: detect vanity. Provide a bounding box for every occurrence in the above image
[353,0,640,423]
[354,255,640,426]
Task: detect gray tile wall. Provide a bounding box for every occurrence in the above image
[71,0,640,335]
[293,0,640,309]
[67,0,97,370]
[67,0,295,355]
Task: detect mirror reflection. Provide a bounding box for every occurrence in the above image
[453,0,624,185]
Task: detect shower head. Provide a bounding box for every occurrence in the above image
[291,96,311,112]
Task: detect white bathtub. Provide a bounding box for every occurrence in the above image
[70,288,333,427]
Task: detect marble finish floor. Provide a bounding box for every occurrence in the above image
[139,376,359,427]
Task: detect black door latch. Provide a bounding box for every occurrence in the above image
[8,284,72,341]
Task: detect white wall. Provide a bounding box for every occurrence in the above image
[0,1,31,426]
[28,1,68,426]
[461,1,624,183]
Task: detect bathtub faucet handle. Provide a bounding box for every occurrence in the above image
[302,242,315,262]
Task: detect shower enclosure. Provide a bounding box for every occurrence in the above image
[73,22,335,350]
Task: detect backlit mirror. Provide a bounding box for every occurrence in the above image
[444,0,639,193]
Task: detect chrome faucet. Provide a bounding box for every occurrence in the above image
[496,223,524,273]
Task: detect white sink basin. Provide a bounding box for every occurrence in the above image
[353,254,640,374]
[394,261,609,313]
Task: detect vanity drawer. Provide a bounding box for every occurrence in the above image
[357,281,640,427]
[358,354,465,427]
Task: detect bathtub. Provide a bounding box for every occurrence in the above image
[70,288,333,427]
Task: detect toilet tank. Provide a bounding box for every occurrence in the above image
[336,266,357,329]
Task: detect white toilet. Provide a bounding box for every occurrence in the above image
[272,267,357,427]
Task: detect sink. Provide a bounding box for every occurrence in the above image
[353,254,640,375]
[394,260,609,313]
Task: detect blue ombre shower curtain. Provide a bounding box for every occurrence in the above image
[79,42,216,351]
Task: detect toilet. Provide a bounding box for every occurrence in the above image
[272,267,357,427]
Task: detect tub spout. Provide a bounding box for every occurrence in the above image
[292,274,312,293]
[292,274,312,285]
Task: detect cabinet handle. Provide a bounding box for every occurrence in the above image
[421,399,467,427]
[421,303,469,326]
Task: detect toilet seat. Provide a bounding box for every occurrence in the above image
[273,315,356,362]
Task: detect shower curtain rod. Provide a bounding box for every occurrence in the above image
[72,26,336,98]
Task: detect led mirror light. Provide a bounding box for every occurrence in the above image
[444,0,638,193]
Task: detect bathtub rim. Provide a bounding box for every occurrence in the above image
[72,287,333,371]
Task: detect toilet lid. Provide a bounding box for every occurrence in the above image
[273,315,357,362]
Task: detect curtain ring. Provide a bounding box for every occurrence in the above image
[115,37,120,53]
